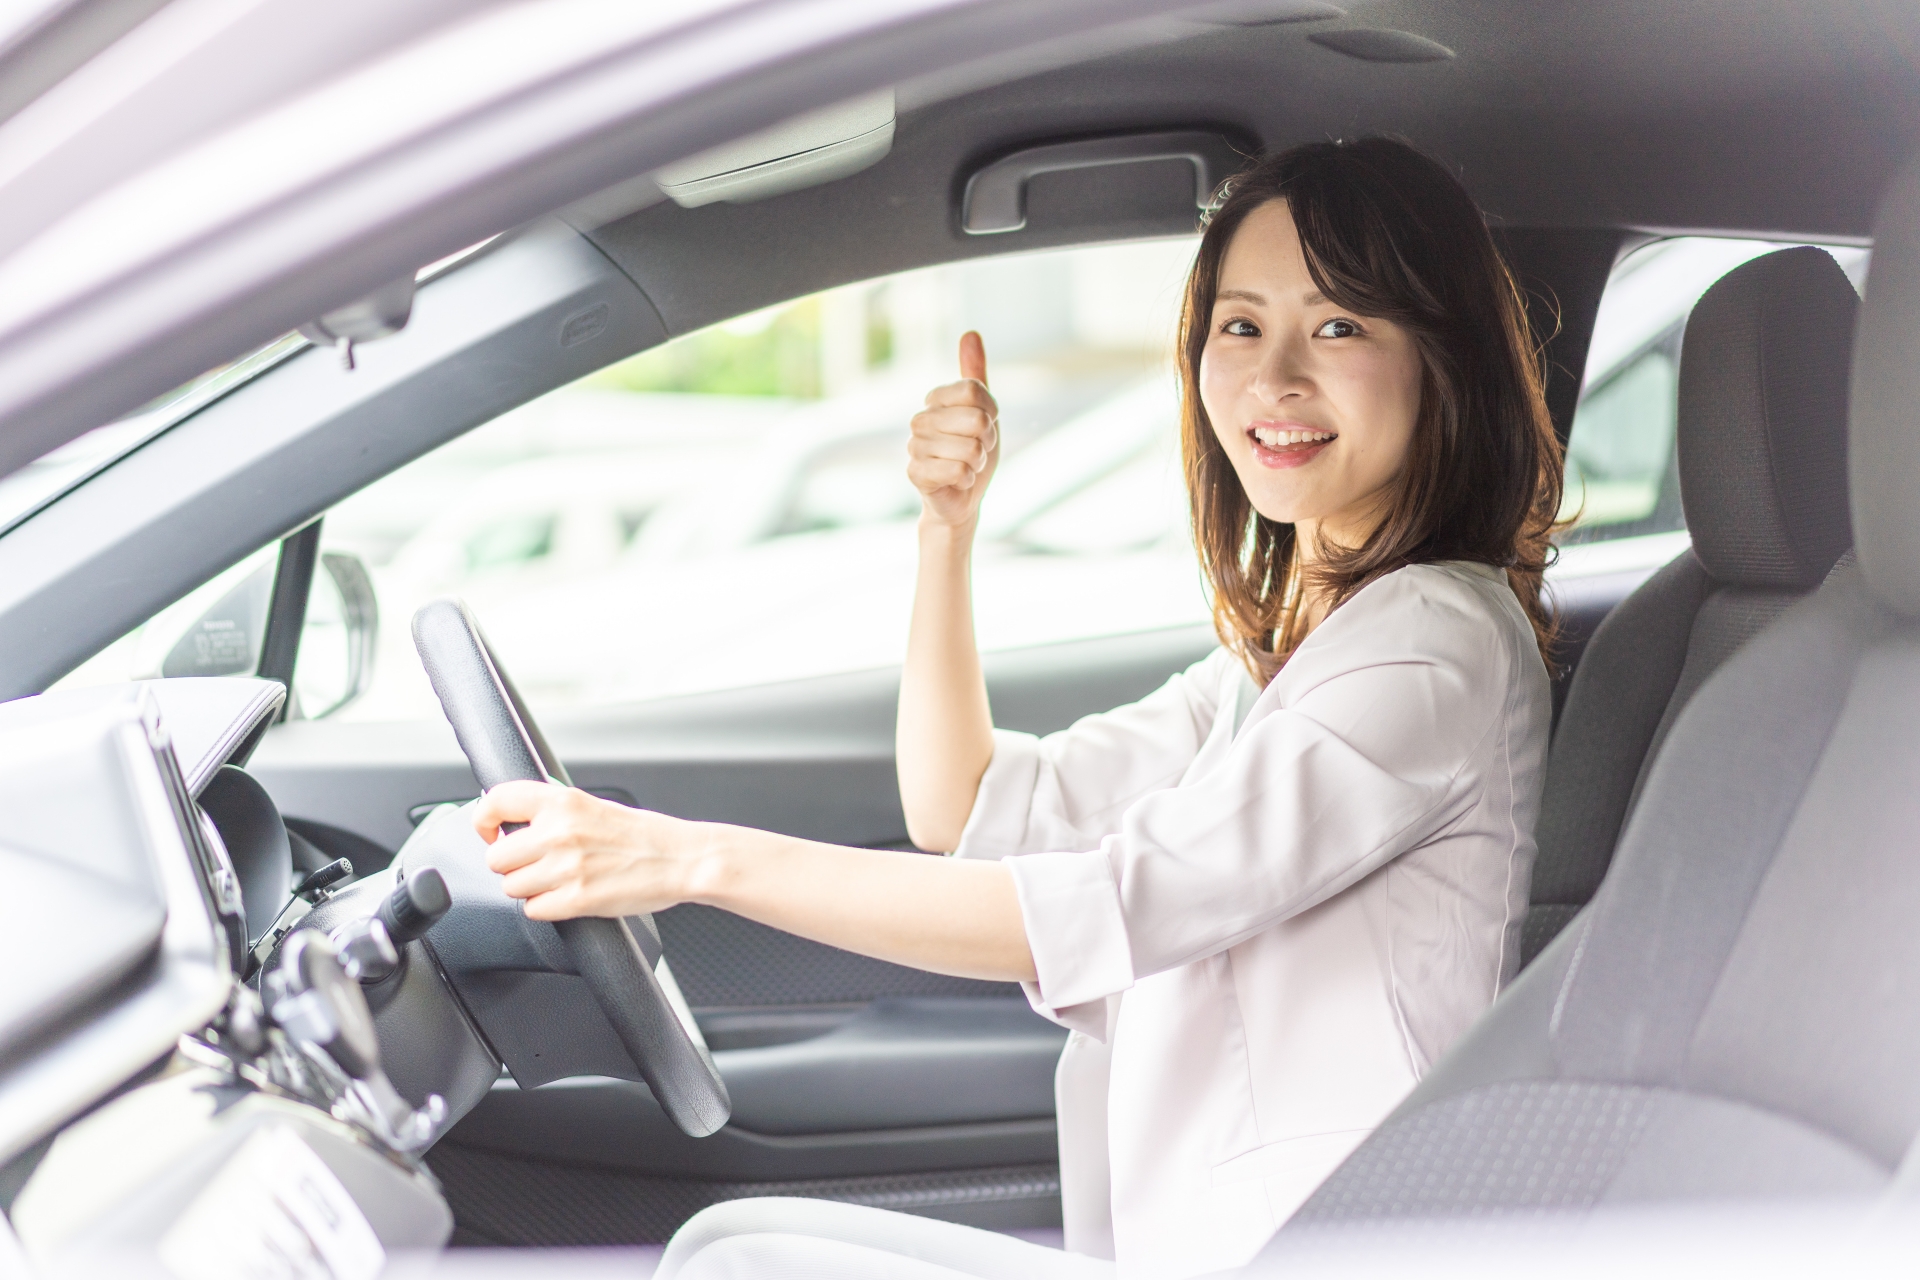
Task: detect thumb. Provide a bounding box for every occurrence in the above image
[958,330,988,387]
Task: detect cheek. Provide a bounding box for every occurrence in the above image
[1341,349,1422,463]
[1198,343,1245,445]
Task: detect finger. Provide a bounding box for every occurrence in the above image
[959,330,988,387]
[908,430,992,468]
[499,853,573,901]
[520,888,592,923]
[908,458,978,493]
[473,780,564,843]
[922,380,997,413]
[911,407,995,447]
[484,825,551,876]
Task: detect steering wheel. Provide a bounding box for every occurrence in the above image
[411,598,731,1137]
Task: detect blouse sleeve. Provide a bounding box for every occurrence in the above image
[951,648,1241,862]
[1001,569,1521,1036]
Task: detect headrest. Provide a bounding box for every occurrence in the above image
[1851,153,1920,616]
[1677,246,1858,590]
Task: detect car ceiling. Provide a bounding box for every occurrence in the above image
[0,0,1914,494]
[595,0,1920,342]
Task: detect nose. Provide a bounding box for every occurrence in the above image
[1248,329,1313,406]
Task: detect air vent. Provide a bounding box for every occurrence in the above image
[1309,28,1454,63]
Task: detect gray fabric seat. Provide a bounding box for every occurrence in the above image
[1521,245,1859,965]
[1257,160,1920,1240]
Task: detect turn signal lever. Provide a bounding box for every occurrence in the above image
[379,867,452,944]
[266,929,447,1154]
[328,868,451,988]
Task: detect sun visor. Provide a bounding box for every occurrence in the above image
[653,88,895,209]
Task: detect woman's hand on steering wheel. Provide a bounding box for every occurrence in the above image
[909,331,999,533]
[474,782,706,922]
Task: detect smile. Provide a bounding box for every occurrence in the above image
[1247,422,1336,469]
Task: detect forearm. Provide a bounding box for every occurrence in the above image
[687,822,1035,982]
[895,517,995,851]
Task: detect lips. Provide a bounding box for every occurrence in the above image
[1246,422,1336,469]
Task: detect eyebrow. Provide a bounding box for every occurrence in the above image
[1216,288,1331,306]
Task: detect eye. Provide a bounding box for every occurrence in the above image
[1314,317,1361,339]
[1220,317,1261,338]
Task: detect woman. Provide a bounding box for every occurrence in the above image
[474,137,1562,1278]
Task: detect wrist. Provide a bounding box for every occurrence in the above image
[681,821,744,908]
[918,512,977,555]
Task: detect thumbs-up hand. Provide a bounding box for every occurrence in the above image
[909,331,1001,531]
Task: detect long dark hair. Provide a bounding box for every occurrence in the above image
[1178,137,1562,685]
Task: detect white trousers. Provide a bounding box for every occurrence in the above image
[656,1199,1116,1280]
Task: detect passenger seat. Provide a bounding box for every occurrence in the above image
[1251,154,1920,1238]
[1522,245,1858,965]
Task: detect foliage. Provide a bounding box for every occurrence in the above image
[588,299,822,398]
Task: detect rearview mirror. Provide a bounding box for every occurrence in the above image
[294,551,379,718]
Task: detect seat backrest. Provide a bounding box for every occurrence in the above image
[1522,246,1858,964]
[1261,156,1920,1241]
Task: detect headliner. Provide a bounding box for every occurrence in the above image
[591,0,1920,338]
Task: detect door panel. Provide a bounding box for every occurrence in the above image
[659,905,1017,1009]
[434,999,1067,1245]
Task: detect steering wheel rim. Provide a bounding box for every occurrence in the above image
[411,597,730,1137]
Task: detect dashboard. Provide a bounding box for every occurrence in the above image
[0,676,459,1272]
[0,677,287,1169]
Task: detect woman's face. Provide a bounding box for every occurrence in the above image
[1199,199,1423,551]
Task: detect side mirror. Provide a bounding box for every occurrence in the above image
[294,551,379,718]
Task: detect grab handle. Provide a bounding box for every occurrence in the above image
[960,130,1247,235]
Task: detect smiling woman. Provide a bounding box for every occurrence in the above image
[1183,138,1563,684]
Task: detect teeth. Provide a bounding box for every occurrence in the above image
[1252,427,1335,447]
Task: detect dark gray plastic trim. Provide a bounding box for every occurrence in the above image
[198,764,293,942]
[718,997,1065,1134]
[448,1081,1060,1181]
[961,129,1247,233]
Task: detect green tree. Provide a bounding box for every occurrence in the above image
[589,299,822,398]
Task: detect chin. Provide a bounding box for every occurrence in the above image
[1241,490,1314,528]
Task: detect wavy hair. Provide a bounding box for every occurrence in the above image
[1178,137,1563,685]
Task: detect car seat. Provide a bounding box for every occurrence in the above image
[1255,159,1920,1235]
[1522,245,1858,965]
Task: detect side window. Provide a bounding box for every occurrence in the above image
[56,545,283,687]
[1561,340,1682,544]
[1558,237,1868,548]
[304,238,1202,721]
[50,530,377,720]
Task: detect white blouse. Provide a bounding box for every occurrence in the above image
[954,561,1551,1279]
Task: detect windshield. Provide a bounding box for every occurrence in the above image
[0,235,501,540]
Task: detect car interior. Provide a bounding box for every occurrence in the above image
[4,0,1920,1272]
